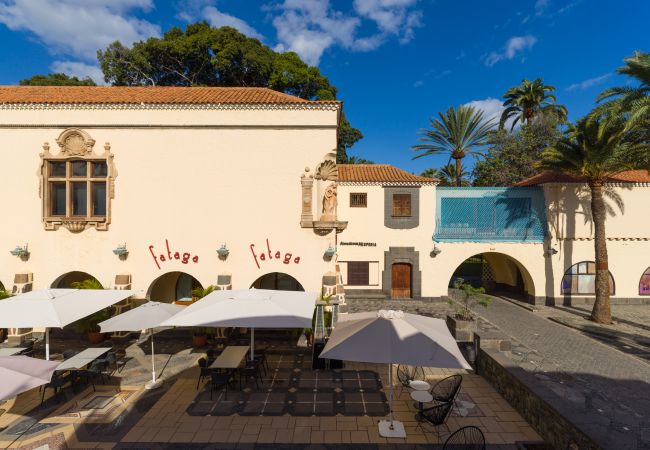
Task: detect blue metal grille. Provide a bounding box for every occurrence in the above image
[434,187,547,242]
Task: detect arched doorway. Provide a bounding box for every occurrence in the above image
[52,271,102,288]
[148,271,202,303]
[250,272,304,291]
[449,252,535,300]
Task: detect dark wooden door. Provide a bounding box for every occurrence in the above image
[391,263,412,299]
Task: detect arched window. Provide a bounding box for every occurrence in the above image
[639,268,650,295]
[39,129,116,232]
[561,261,614,295]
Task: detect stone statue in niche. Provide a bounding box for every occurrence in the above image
[320,183,337,221]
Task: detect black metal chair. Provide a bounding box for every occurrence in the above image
[239,360,263,389]
[430,374,463,403]
[41,372,70,405]
[102,352,118,378]
[62,350,79,360]
[396,364,425,397]
[196,357,212,390]
[443,426,486,450]
[252,349,269,375]
[210,370,234,400]
[416,400,455,441]
[206,348,217,365]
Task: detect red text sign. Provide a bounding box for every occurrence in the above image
[250,239,300,269]
[149,239,199,270]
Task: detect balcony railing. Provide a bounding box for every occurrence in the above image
[433,187,547,243]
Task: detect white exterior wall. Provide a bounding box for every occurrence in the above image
[0,104,340,296]
[338,181,650,304]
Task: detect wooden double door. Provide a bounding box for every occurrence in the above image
[391,263,412,299]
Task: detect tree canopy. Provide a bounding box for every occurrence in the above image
[473,118,562,186]
[500,78,567,130]
[20,73,96,86]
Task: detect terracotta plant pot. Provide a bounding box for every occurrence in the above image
[87,331,104,344]
[192,334,207,347]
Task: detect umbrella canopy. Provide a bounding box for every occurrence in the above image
[0,356,60,400]
[99,301,185,333]
[161,289,316,328]
[0,289,137,328]
[99,301,185,390]
[320,310,471,369]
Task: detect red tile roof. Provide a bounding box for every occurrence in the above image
[0,86,339,105]
[338,164,438,184]
[516,170,650,186]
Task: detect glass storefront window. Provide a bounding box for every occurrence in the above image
[640,268,650,295]
[561,261,614,295]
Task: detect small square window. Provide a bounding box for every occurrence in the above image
[71,161,87,177]
[49,162,66,177]
[350,193,367,208]
[347,262,370,286]
[392,194,411,217]
[92,162,108,177]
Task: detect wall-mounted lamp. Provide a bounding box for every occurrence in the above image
[112,243,129,259]
[10,244,29,259]
[216,244,229,259]
[324,244,337,259]
[430,244,442,257]
[545,246,558,256]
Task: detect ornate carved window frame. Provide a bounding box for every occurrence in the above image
[38,128,117,232]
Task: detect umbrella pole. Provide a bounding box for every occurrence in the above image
[378,362,406,438]
[250,328,255,361]
[145,329,162,390]
[45,328,50,361]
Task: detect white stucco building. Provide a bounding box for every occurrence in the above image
[0,86,344,301]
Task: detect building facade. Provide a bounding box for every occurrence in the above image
[0,86,344,301]
[336,165,650,305]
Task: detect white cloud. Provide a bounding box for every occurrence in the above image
[566,73,611,92]
[0,0,160,61]
[463,98,503,127]
[50,60,107,85]
[202,5,263,39]
[271,0,422,65]
[413,80,423,88]
[534,0,549,15]
[484,35,537,67]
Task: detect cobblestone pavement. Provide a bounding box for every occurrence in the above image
[347,296,650,449]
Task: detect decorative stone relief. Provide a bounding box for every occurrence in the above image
[300,167,314,227]
[315,160,338,181]
[320,183,338,221]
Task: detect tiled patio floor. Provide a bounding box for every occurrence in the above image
[0,356,543,449]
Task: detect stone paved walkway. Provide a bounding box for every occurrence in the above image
[347,296,650,449]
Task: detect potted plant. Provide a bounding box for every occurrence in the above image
[446,278,491,342]
[70,278,111,343]
[189,286,216,346]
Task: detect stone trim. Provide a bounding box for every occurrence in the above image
[382,247,421,299]
[0,103,340,111]
[383,186,420,229]
[339,181,437,186]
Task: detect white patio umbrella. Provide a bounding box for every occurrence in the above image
[0,356,60,400]
[320,310,471,438]
[99,301,185,389]
[161,289,316,360]
[0,289,137,360]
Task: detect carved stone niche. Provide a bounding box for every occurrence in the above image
[39,128,117,232]
[315,160,338,181]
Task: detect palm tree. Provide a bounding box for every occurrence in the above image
[537,115,650,324]
[500,78,568,130]
[421,163,470,186]
[346,155,374,164]
[70,278,103,289]
[593,51,650,131]
[413,105,494,186]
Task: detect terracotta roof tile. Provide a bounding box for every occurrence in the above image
[0,86,340,105]
[516,170,650,186]
[338,164,438,184]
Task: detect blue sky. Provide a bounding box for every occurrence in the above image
[0,0,648,174]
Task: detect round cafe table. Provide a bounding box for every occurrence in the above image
[409,380,431,391]
[411,390,434,419]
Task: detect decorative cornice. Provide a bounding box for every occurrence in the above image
[544,182,650,187]
[560,237,650,241]
[338,181,437,186]
[0,102,340,111]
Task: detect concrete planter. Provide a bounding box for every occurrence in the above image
[446,314,476,342]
